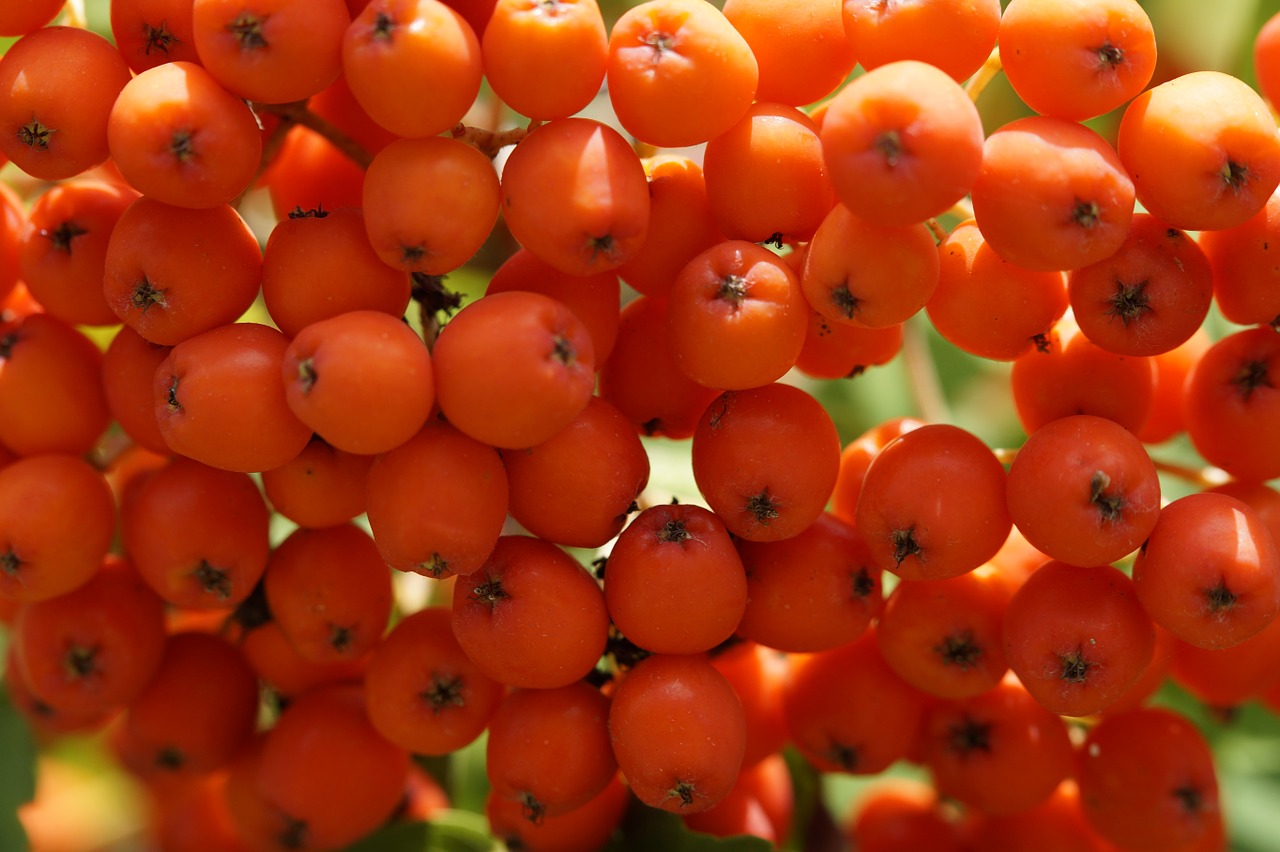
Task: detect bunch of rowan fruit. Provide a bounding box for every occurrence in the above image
[3,0,1280,849]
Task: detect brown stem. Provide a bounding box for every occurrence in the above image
[257,112,292,172]
[925,218,949,243]
[254,101,374,169]
[230,109,293,210]
[450,120,539,159]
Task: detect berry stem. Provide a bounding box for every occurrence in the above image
[256,101,373,169]
[257,110,293,171]
[87,429,135,473]
[1151,457,1229,489]
[993,446,1227,490]
[902,314,950,423]
[62,0,87,28]
[450,120,540,159]
[965,47,1003,102]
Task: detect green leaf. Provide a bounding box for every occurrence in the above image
[782,748,821,851]
[342,810,496,852]
[821,760,933,832]
[342,820,433,852]
[0,688,35,852]
[608,802,775,852]
[446,733,491,816]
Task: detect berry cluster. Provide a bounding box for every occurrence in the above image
[1,0,1279,850]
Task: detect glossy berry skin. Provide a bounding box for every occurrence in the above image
[609,653,747,814]
[603,503,747,655]
[1003,561,1155,717]
[1005,414,1161,568]
[856,424,1011,581]
[1133,492,1280,650]
[692,383,840,542]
